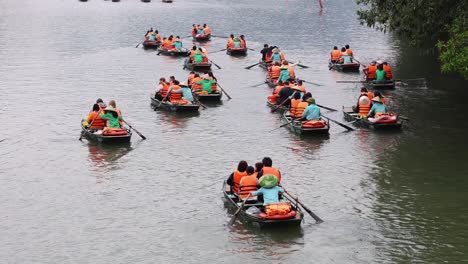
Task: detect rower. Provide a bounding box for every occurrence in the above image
[260,44,270,62]
[108,100,122,126]
[187,71,195,86]
[277,80,294,107]
[233,37,242,48]
[172,36,183,51]
[208,72,218,92]
[155,30,161,42]
[226,160,248,194]
[155,77,169,100]
[191,24,197,36]
[191,50,205,63]
[367,96,387,118]
[195,75,216,94]
[99,105,122,132]
[257,157,281,183]
[278,65,290,82]
[271,48,282,63]
[268,80,284,104]
[330,46,341,63]
[302,98,321,121]
[197,25,205,35]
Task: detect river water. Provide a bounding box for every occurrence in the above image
[1,0,467,263]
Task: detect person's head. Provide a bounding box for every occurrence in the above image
[374,91,383,98]
[237,160,248,172]
[294,92,301,100]
[189,71,194,75]
[246,166,255,175]
[174,80,180,85]
[150,27,153,31]
[284,80,290,86]
[264,44,268,48]
[282,60,289,65]
[203,23,207,27]
[230,34,234,38]
[303,92,312,101]
[308,97,316,105]
[198,47,203,52]
[92,104,99,112]
[169,76,175,82]
[341,47,346,52]
[345,44,350,49]
[360,87,368,93]
[255,162,264,172]
[194,73,200,78]
[155,30,158,34]
[370,60,376,66]
[240,35,245,39]
[262,157,273,167]
[274,61,280,66]
[109,100,116,108]
[208,72,214,77]
[176,35,180,39]
[333,46,338,50]
[383,61,388,65]
[277,81,284,86]
[377,64,383,70]
[298,80,303,85]
[192,24,195,27]
[96,98,103,104]
[168,36,173,40]
[163,37,167,40]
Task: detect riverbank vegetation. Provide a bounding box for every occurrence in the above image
[356,0,467,79]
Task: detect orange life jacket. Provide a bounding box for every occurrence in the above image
[238,175,257,198]
[331,50,341,61]
[240,39,246,48]
[290,99,301,117]
[204,26,211,35]
[88,111,106,129]
[269,66,281,79]
[155,34,161,41]
[192,27,197,36]
[265,52,272,62]
[367,91,374,100]
[280,52,285,62]
[273,85,284,95]
[293,101,309,118]
[227,39,234,48]
[232,170,248,194]
[295,85,306,93]
[367,65,377,79]
[161,82,170,98]
[191,77,202,90]
[169,85,182,101]
[210,77,217,91]
[358,95,371,116]
[188,73,195,85]
[287,65,295,78]
[262,166,281,183]
[383,65,393,79]
[346,49,353,57]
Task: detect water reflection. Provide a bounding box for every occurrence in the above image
[155,109,200,129]
[87,142,133,181]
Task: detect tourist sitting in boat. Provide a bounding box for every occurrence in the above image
[282,60,296,79]
[196,26,205,35]
[187,71,195,86]
[268,62,281,80]
[294,80,306,96]
[161,37,170,48]
[250,174,284,205]
[172,37,183,51]
[239,35,246,48]
[271,48,285,63]
[260,44,270,62]
[363,61,377,81]
[238,166,258,199]
[154,30,161,42]
[191,24,197,36]
[278,65,291,82]
[345,44,353,57]
[373,91,386,104]
[330,46,341,63]
[291,95,310,118]
[190,50,205,63]
[254,162,263,178]
[194,75,216,94]
[83,103,106,130]
[339,48,353,64]
[233,37,242,48]
[375,63,387,82]
[257,157,281,183]
[277,80,294,107]
[189,46,197,58]
[367,96,387,118]
[154,77,169,100]
[208,72,218,92]
[267,80,284,104]
[289,92,302,117]
[203,24,211,35]
[168,82,193,104]
[190,73,202,91]
[99,105,122,132]
[227,34,234,48]
[382,61,393,79]
[302,97,321,121]
[108,100,123,127]
[354,87,372,117]
[227,160,248,194]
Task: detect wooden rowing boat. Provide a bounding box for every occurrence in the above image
[194,90,222,102]
[142,40,160,49]
[183,59,212,72]
[282,112,330,135]
[193,34,211,42]
[150,95,200,112]
[81,123,132,144]
[266,100,288,113]
[157,47,189,57]
[342,106,402,130]
[364,79,396,90]
[265,76,277,88]
[259,60,271,70]
[329,61,360,72]
[222,181,303,228]
[226,47,247,56]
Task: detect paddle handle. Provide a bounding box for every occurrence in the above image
[284,190,323,223]
[122,119,146,140]
[218,84,232,100]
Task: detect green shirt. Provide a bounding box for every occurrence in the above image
[99,112,122,128]
[376,69,386,82]
[193,54,203,63]
[196,79,216,93]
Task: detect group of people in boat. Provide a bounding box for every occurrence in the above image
[191,24,211,36]
[154,72,218,104]
[353,88,395,122]
[144,28,161,43]
[330,45,354,64]
[188,46,209,63]
[83,99,125,134]
[227,157,284,205]
[260,44,286,64]
[161,35,184,52]
[226,34,247,49]
[363,60,393,82]
[268,60,298,83]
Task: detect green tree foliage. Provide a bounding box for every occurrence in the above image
[356,0,468,79]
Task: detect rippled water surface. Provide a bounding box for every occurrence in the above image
[1,0,468,263]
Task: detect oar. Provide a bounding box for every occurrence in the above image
[247,48,255,51]
[193,96,207,109]
[157,93,169,107]
[269,117,302,132]
[398,115,410,121]
[245,62,260,69]
[396,78,426,82]
[336,81,366,83]
[316,104,338,112]
[352,58,366,67]
[209,49,227,54]
[271,97,290,113]
[212,35,229,39]
[283,189,323,223]
[217,84,232,100]
[322,115,354,131]
[122,119,146,139]
[210,60,222,69]
[156,50,163,56]
[328,61,336,70]
[122,119,146,140]
[135,41,143,48]
[297,63,309,69]
[228,193,251,226]
[301,80,323,86]
[251,81,267,87]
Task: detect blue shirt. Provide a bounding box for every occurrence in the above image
[342,55,352,63]
[272,53,281,62]
[234,41,241,48]
[278,69,290,82]
[148,34,156,41]
[368,102,387,117]
[251,186,284,205]
[302,104,321,120]
[197,29,205,34]
[173,41,182,50]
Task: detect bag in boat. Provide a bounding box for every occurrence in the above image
[258,174,278,189]
[258,202,297,220]
[301,120,326,128]
[246,206,261,216]
[102,128,128,136]
[368,113,397,124]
